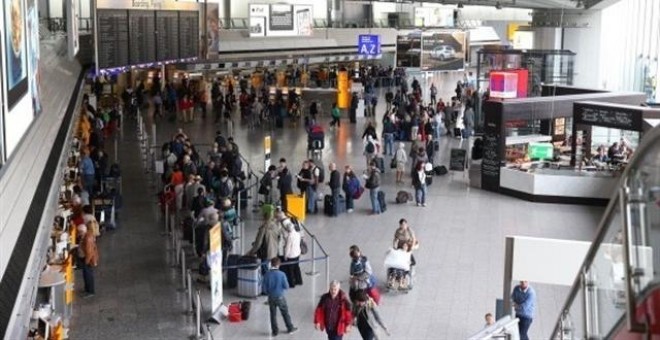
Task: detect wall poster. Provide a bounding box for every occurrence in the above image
[4,0,28,110]
[249,3,312,38]
[27,0,40,115]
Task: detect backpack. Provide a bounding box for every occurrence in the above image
[365,142,375,154]
[347,177,360,196]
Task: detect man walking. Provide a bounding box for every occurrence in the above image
[263,257,298,336]
[511,280,536,340]
[314,280,353,340]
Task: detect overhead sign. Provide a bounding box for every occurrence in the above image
[249,3,313,37]
[357,34,381,56]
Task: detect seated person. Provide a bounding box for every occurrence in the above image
[608,142,623,161]
[593,145,609,165]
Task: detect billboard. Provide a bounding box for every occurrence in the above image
[249,3,313,37]
[414,7,454,27]
[420,31,466,71]
[4,0,28,110]
[395,33,422,68]
[27,0,40,115]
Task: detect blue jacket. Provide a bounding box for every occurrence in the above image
[511,284,536,318]
[80,156,95,176]
[262,268,289,298]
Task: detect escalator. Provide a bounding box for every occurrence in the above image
[551,127,660,339]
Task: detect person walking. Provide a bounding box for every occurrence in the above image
[511,280,536,340]
[328,163,341,216]
[353,290,390,340]
[394,143,408,184]
[364,162,381,215]
[77,224,99,297]
[330,102,341,128]
[314,280,353,340]
[262,257,298,336]
[412,162,428,207]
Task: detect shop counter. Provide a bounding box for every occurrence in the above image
[499,167,618,205]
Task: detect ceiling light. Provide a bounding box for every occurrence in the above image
[495,1,502,9]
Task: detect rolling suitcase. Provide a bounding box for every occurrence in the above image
[377,191,387,212]
[374,156,385,173]
[237,256,261,298]
[226,254,241,289]
[323,195,335,216]
[336,195,347,214]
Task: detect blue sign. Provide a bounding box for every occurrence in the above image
[358,34,381,56]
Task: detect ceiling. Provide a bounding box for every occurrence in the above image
[377,0,607,10]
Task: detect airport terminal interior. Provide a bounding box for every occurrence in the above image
[0,0,659,340]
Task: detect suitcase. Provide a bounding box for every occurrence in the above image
[434,166,448,176]
[396,191,411,204]
[377,191,387,212]
[336,195,347,214]
[226,254,241,289]
[237,257,261,298]
[374,156,385,173]
[182,216,194,242]
[323,195,335,216]
[453,128,461,137]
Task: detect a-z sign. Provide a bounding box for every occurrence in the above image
[358,34,381,56]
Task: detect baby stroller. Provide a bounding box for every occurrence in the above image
[307,124,324,158]
[384,248,414,292]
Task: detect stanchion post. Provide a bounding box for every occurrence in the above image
[187,270,194,313]
[180,248,186,290]
[306,236,319,276]
[152,123,157,147]
[325,256,330,290]
[196,291,202,339]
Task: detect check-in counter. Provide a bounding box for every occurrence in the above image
[499,167,619,205]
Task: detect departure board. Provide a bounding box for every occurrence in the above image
[178,11,199,59]
[97,9,129,69]
[155,11,179,61]
[128,10,156,65]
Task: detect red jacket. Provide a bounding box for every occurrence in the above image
[314,291,353,335]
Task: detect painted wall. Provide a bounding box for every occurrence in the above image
[563,10,603,88]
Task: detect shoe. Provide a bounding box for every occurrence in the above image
[347,209,354,213]
[271,331,278,337]
[83,293,95,298]
[416,203,420,206]
[288,327,298,334]
[422,203,427,207]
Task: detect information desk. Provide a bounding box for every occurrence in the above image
[499,167,618,205]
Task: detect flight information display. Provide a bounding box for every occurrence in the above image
[155,11,179,61]
[178,11,199,59]
[97,9,129,69]
[128,10,156,65]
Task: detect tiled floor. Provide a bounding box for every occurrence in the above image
[69,79,604,340]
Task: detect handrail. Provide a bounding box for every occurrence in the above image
[550,125,660,338]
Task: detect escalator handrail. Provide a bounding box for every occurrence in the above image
[550,125,660,338]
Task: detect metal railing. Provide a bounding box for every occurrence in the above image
[550,126,660,339]
[220,17,421,30]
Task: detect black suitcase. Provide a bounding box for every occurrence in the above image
[324,195,335,216]
[182,216,194,242]
[434,166,448,176]
[226,254,240,289]
[378,191,387,212]
[453,128,461,137]
[336,195,347,214]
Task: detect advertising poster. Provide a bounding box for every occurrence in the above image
[395,33,421,68]
[420,31,466,71]
[206,2,219,57]
[249,3,312,37]
[27,0,40,115]
[208,224,223,313]
[414,7,454,27]
[4,0,28,110]
[67,0,79,59]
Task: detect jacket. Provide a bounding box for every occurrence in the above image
[366,170,380,189]
[314,290,353,335]
[277,172,293,195]
[329,170,340,190]
[248,220,281,260]
[81,231,99,266]
[283,223,302,259]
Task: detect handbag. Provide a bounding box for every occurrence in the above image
[300,238,308,255]
[390,158,397,169]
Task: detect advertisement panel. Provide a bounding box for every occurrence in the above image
[4,0,28,110]
[395,33,421,68]
[208,224,223,313]
[414,7,454,27]
[249,3,312,37]
[27,0,40,115]
[206,2,219,57]
[67,0,79,59]
[420,31,466,71]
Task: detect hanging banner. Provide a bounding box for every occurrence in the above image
[264,136,271,170]
[209,224,222,314]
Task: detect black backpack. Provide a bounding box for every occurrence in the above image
[365,142,375,154]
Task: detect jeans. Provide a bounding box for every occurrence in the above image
[517,315,533,340]
[369,188,381,214]
[345,193,354,211]
[82,261,95,294]
[306,186,317,213]
[83,174,95,196]
[326,330,343,340]
[331,189,340,216]
[383,133,394,156]
[268,296,294,334]
[415,184,427,204]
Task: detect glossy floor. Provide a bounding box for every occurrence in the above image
[69,82,603,340]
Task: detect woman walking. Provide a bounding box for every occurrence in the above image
[353,290,390,340]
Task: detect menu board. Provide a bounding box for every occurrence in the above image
[449,148,467,172]
[97,9,129,69]
[155,11,179,61]
[128,10,156,65]
[481,134,501,191]
[574,103,641,131]
[178,11,199,59]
